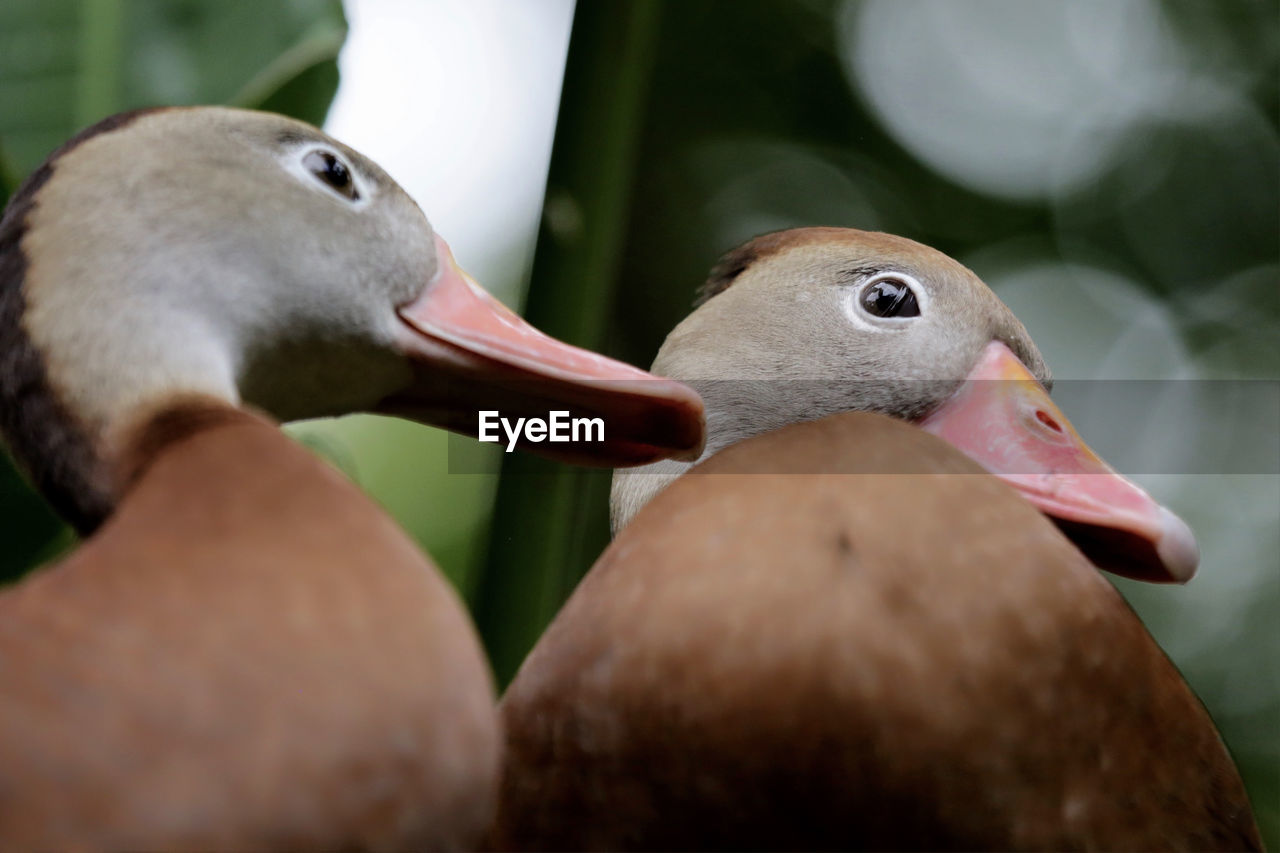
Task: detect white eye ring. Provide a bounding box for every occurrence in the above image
[280,145,372,209]
[842,272,927,331]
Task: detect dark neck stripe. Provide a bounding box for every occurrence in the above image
[0,108,167,534]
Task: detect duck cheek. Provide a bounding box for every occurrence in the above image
[919,340,1199,585]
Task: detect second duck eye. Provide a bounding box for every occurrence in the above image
[860,277,920,319]
[303,149,360,201]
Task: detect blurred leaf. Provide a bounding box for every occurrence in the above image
[0,142,12,201]
[0,0,346,180]
[252,57,341,130]
[0,454,68,582]
[287,423,362,484]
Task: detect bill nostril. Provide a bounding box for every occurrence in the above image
[1035,409,1063,433]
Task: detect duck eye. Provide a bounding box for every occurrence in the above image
[860,278,920,318]
[303,150,359,201]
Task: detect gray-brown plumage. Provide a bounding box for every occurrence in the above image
[0,107,702,850]
[495,415,1259,851]
[612,227,1049,533]
[1,399,498,850]
[493,229,1259,850]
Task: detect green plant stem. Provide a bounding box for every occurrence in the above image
[470,0,665,688]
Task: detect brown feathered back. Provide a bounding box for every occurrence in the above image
[0,399,500,850]
[499,413,1260,851]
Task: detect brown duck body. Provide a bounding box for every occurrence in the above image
[0,399,499,850]
[0,106,705,849]
[493,414,1260,851]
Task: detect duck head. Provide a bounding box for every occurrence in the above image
[0,107,703,533]
[611,227,1197,584]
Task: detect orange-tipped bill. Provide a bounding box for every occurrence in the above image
[919,341,1198,583]
[378,235,705,467]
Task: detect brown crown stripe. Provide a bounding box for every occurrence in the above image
[696,227,885,307]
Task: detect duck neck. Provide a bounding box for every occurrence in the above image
[0,134,242,535]
[0,290,238,534]
[610,457,693,534]
[610,377,826,533]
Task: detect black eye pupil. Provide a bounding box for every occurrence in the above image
[861,279,920,318]
[303,150,359,200]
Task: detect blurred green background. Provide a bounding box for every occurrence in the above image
[1,0,1276,845]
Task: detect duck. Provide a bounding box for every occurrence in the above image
[491,227,1260,850]
[0,106,703,851]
